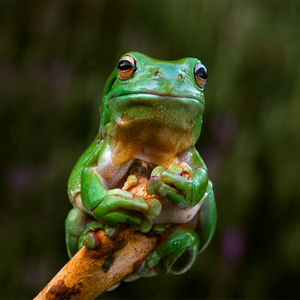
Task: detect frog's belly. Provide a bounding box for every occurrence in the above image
[153,198,200,224]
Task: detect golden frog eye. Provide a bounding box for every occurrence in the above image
[117,55,136,80]
[194,63,208,89]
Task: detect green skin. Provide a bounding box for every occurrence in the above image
[65,52,216,277]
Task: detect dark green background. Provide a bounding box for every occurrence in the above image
[1,1,300,299]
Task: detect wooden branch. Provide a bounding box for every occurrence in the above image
[34,160,159,300]
[34,230,158,300]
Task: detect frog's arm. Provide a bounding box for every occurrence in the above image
[147,146,208,209]
[151,146,217,251]
[80,137,161,232]
[68,134,100,202]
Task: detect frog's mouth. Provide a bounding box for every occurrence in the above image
[106,93,204,124]
[108,92,204,104]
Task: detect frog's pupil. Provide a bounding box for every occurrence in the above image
[196,67,207,80]
[118,60,132,71]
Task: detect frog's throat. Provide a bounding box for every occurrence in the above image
[106,94,204,127]
[104,95,203,167]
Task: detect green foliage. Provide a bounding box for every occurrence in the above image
[1,1,300,298]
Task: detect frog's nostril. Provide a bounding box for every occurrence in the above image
[178,73,184,81]
[154,70,161,77]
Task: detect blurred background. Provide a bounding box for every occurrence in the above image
[1,1,300,299]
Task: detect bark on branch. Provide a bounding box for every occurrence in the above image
[34,160,159,300]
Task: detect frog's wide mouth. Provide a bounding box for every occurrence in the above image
[106,93,204,118]
[107,92,204,105]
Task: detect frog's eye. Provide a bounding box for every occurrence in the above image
[194,63,207,89]
[117,55,136,80]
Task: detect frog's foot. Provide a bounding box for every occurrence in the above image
[137,226,200,276]
[147,162,207,208]
[65,208,91,258]
[78,221,117,250]
[92,189,161,233]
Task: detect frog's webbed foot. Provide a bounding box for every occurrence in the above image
[147,162,207,208]
[92,189,161,233]
[137,226,200,276]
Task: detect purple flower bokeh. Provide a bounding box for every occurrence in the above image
[212,112,237,146]
[221,226,246,261]
[3,163,34,193]
[2,161,55,194]
[49,61,72,94]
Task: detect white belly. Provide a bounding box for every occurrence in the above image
[153,198,201,224]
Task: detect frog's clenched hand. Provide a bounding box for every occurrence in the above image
[147,162,208,208]
[65,52,216,278]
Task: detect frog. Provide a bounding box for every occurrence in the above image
[65,52,216,278]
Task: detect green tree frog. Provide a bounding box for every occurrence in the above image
[65,52,216,278]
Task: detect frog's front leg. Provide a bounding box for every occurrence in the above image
[147,162,208,209]
[81,139,161,233]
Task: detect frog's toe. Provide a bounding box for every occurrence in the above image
[80,223,117,249]
[155,247,186,275]
[148,176,185,206]
[146,176,162,195]
[167,163,183,174]
[147,198,162,218]
[178,162,193,177]
[147,176,180,197]
[139,217,153,233]
[78,220,104,250]
[150,166,165,177]
[122,175,138,190]
[137,261,151,276]
[104,224,117,237]
[83,231,101,249]
[137,251,161,276]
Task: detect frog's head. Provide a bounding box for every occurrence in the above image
[99,52,208,165]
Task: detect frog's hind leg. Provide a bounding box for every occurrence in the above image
[65,207,117,258]
[65,207,91,258]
